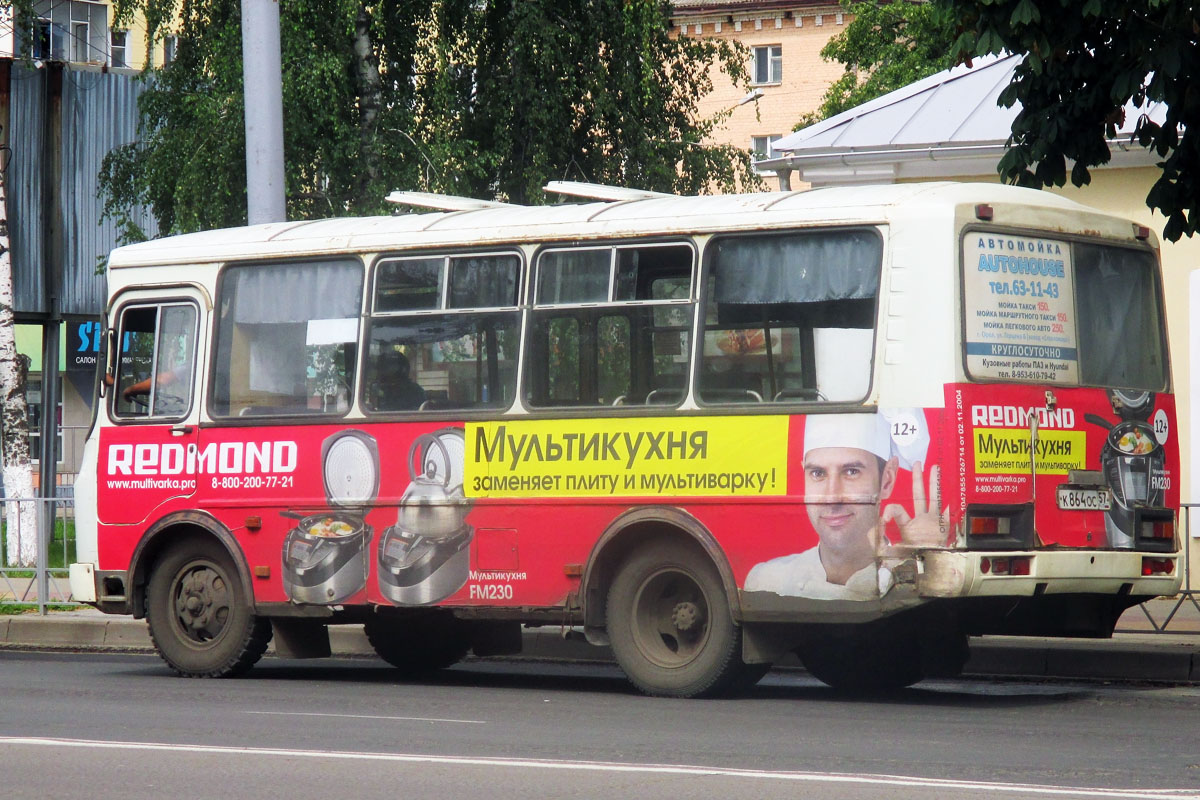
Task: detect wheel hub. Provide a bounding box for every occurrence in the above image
[671,600,702,632]
[173,565,230,641]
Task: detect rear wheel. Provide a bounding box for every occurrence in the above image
[800,637,923,692]
[145,538,270,678]
[363,610,472,677]
[606,542,742,698]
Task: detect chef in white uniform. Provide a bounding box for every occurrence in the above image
[745,411,944,600]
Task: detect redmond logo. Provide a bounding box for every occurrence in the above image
[107,441,298,476]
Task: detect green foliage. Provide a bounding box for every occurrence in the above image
[949,0,1200,241]
[99,0,761,239]
[798,0,957,129]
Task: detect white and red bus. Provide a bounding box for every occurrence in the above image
[69,182,1181,696]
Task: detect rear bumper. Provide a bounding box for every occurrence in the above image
[920,549,1184,598]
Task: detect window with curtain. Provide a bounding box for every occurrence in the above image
[699,229,882,405]
[212,260,363,417]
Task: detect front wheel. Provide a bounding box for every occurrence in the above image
[606,542,743,698]
[145,538,270,677]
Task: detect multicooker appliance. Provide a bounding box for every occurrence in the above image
[281,430,379,603]
[377,428,472,605]
[1085,390,1165,549]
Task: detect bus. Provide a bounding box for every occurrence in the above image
[69,181,1181,696]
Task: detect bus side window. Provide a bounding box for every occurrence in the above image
[526,243,694,409]
[112,303,198,420]
[365,253,520,413]
[698,230,881,405]
[211,260,363,417]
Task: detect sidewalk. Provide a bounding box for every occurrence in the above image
[4,596,1200,683]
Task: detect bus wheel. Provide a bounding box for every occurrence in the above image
[607,544,741,698]
[799,633,923,692]
[363,611,471,677]
[145,539,270,678]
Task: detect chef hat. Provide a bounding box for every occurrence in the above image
[803,409,931,470]
[804,413,893,461]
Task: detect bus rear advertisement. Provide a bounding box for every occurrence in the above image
[70,182,1181,696]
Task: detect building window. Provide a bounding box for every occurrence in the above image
[751,134,783,173]
[72,22,89,62]
[110,29,127,67]
[31,19,52,59]
[163,35,177,65]
[752,45,782,85]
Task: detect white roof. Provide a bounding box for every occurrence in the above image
[105,182,1114,269]
[761,54,1166,184]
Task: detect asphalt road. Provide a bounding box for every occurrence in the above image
[3,651,1200,800]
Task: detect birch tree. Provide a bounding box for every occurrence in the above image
[0,143,39,567]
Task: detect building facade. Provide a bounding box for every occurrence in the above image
[2,0,176,70]
[670,0,850,189]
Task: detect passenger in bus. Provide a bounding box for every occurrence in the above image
[744,412,946,600]
[369,348,427,411]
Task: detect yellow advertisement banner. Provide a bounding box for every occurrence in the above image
[973,427,1087,475]
[464,416,789,498]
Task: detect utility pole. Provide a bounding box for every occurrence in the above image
[241,0,287,225]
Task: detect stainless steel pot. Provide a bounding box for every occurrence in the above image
[281,511,372,603]
[379,428,473,605]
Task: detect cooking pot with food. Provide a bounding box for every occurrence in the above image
[282,430,379,603]
[379,428,473,605]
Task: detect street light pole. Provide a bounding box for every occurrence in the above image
[241,0,287,225]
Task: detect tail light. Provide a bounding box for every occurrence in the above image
[1134,510,1177,552]
[1141,558,1175,576]
[981,556,1032,576]
[966,504,1035,550]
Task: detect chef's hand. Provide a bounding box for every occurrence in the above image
[880,461,949,547]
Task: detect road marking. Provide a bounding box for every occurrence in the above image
[245,710,486,725]
[2,736,1196,800]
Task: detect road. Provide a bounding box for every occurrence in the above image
[2,650,1199,800]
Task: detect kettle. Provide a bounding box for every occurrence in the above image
[397,430,470,539]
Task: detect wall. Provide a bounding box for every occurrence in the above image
[672,3,848,190]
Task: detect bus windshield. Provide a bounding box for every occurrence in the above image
[963,234,1166,391]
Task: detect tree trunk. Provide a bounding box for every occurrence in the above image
[353,2,383,199]
[0,154,39,567]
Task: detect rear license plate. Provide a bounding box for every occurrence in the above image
[1056,486,1111,511]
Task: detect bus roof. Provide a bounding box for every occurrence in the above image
[105,182,1109,269]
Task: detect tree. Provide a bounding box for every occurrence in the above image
[798,0,957,128]
[948,0,1200,241]
[0,138,39,567]
[99,0,761,237]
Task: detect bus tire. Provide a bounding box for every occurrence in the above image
[145,538,270,678]
[607,543,742,698]
[363,611,471,677]
[799,633,923,692]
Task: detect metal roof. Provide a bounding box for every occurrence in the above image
[107,181,1104,269]
[760,54,1167,185]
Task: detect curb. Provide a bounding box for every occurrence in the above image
[4,613,1200,683]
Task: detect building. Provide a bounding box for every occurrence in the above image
[670,0,851,189]
[1,0,177,70]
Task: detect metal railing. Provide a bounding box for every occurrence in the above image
[0,496,77,614]
[1132,502,1200,633]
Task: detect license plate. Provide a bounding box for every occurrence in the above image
[1056,486,1111,511]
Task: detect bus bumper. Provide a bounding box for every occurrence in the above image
[919,549,1184,599]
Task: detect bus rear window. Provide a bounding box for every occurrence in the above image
[962,235,1165,391]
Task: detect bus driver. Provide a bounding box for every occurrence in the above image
[744,412,947,600]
